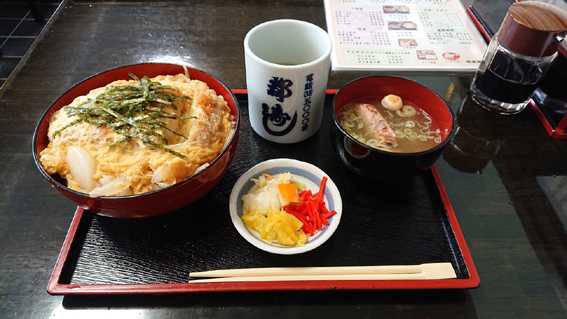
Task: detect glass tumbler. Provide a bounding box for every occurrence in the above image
[533,41,567,108]
[470,1,567,115]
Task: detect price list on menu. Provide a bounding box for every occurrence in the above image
[324,0,487,72]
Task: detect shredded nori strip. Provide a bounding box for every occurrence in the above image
[54,73,194,159]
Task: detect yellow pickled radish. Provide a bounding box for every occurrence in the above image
[241,209,307,246]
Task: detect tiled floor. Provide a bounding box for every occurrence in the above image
[0,1,61,89]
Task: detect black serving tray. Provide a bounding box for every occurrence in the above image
[48,93,479,294]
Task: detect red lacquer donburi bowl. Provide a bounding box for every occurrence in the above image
[32,63,240,218]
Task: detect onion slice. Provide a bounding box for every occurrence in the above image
[90,176,132,197]
[66,146,96,192]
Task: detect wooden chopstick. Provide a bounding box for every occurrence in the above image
[189,263,456,283]
[189,272,455,283]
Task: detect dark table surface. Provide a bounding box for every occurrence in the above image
[2,0,567,318]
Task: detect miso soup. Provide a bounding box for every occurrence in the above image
[338,96,443,153]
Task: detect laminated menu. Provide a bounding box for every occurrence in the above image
[324,0,487,73]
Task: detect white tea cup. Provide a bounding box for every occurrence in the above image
[244,19,332,143]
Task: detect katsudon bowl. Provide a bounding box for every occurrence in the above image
[331,76,455,179]
[32,63,240,218]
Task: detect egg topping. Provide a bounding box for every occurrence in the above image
[39,73,234,196]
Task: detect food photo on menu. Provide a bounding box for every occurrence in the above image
[2,0,567,318]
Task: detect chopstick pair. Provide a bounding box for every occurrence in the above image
[189,262,456,283]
